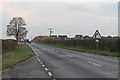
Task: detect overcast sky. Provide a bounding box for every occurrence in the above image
[0,0,119,39]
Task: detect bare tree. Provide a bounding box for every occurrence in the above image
[6,17,28,41]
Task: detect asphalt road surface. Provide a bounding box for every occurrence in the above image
[2,43,118,79]
[29,43,118,78]
[2,56,50,78]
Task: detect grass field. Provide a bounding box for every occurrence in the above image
[2,44,34,70]
[38,42,119,57]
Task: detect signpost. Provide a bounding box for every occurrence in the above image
[95,39,100,49]
[93,30,102,49]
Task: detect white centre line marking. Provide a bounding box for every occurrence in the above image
[85,54,90,55]
[67,55,73,58]
[70,56,73,57]
[88,61,102,67]
[51,49,55,50]
[43,48,47,50]
[67,55,70,56]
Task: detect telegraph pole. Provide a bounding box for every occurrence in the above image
[48,28,53,37]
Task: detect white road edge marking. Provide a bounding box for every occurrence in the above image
[36,56,41,62]
[43,48,47,50]
[42,64,45,67]
[32,49,39,57]
[48,72,53,76]
[41,62,43,64]
[45,68,48,71]
[88,61,102,67]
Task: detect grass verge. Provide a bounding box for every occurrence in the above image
[37,42,119,57]
[2,44,34,70]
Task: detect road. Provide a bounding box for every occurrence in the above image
[2,56,50,78]
[2,43,118,80]
[29,43,118,79]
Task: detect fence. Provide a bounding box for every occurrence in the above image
[2,39,17,54]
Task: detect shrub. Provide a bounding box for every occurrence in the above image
[40,38,119,52]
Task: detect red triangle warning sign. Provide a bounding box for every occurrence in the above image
[93,30,102,39]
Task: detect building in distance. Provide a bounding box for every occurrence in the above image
[58,35,68,40]
[74,34,83,40]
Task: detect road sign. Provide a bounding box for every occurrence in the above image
[93,30,102,39]
[95,40,100,43]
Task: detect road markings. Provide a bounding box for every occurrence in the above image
[44,68,48,71]
[88,61,102,67]
[103,57,118,62]
[32,49,39,57]
[30,45,56,80]
[43,48,47,50]
[36,56,41,62]
[36,56,53,78]
[84,53,90,55]
[67,55,74,58]
[42,64,45,67]
[32,49,39,50]
[51,49,55,51]
[41,62,43,65]
[48,72,53,77]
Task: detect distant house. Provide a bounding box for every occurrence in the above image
[51,35,59,40]
[74,34,83,40]
[83,35,90,39]
[58,35,68,40]
[106,36,112,39]
[101,36,119,39]
[70,38,74,40]
[51,35,57,38]
[33,36,49,41]
[101,36,106,38]
[113,36,119,39]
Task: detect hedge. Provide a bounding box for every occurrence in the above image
[2,39,17,54]
[40,38,119,52]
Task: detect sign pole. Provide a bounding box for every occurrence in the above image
[95,39,99,49]
[92,30,102,50]
[96,42,98,49]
